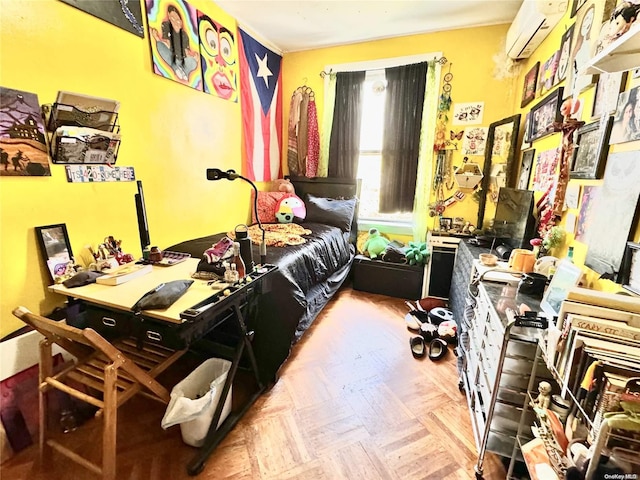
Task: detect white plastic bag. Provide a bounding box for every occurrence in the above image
[161,358,232,447]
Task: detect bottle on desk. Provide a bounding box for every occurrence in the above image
[232,242,246,279]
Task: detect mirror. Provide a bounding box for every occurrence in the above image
[476,114,521,230]
[35,224,73,283]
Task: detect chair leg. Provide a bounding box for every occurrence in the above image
[102,365,117,480]
[38,340,54,464]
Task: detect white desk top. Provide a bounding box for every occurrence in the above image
[49,259,216,324]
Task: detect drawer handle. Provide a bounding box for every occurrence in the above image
[102,317,116,327]
[146,331,162,342]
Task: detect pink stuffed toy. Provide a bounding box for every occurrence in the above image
[272,178,295,194]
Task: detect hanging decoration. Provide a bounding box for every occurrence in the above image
[434,63,453,151]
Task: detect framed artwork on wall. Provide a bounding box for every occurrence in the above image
[569,117,613,179]
[610,85,640,145]
[555,24,575,85]
[619,242,640,295]
[538,51,560,97]
[570,0,588,17]
[592,71,628,119]
[521,62,540,108]
[584,151,640,282]
[518,149,535,190]
[529,87,564,142]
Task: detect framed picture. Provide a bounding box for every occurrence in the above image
[521,62,540,108]
[439,217,452,231]
[35,224,74,283]
[570,117,613,179]
[555,24,575,85]
[518,148,535,190]
[538,51,560,96]
[620,242,640,296]
[592,71,628,119]
[584,151,640,282]
[610,85,640,145]
[570,0,588,17]
[529,87,564,142]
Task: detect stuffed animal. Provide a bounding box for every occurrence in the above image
[275,194,306,223]
[405,241,429,265]
[362,228,390,259]
[272,178,295,194]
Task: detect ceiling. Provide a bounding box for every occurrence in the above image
[216,0,525,53]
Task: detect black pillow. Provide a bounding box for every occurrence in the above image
[131,280,193,313]
[304,194,357,232]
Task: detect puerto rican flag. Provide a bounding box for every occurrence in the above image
[238,29,282,182]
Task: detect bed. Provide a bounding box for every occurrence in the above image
[166,176,360,384]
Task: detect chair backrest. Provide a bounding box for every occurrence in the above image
[13,305,96,358]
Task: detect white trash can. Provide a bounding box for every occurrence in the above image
[161,358,232,447]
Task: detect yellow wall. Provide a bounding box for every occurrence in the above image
[282,24,516,232]
[509,6,640,292]
[0,0,251,336]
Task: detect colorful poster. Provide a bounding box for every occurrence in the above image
[197,9,239,101]
[146,0,203,90]
[532,148,560,192]
[238,29,282,182]
[0,87,51,176]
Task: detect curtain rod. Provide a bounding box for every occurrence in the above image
[319,55,447,78]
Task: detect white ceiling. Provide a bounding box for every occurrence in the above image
[216,0,525,53]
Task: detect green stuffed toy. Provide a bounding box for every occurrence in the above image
[362,228,390,259]
[405,241,429,265]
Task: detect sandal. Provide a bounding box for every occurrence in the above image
[410,336,426,359]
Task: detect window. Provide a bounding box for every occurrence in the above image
[357,70,412,224]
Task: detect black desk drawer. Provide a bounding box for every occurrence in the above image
[86,305,239,350]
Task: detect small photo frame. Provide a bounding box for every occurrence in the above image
[529,87,564,142]
[439,217,452,231]
[620,241,640,296]
[521,62,540,108]
[570,117,613,179]
[35,224,74,283]
[518,148,536,190]
[555,25,574,85]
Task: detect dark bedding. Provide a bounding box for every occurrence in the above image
[166,222,355,383]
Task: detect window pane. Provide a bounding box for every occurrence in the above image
[357,72,411,224]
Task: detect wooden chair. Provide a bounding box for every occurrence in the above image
[12,306,186,480]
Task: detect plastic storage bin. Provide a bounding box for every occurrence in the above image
[161,358,232,447]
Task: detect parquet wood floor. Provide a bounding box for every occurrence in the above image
[1,287,509,480]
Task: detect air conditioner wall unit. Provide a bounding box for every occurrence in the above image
[506,0,568,60]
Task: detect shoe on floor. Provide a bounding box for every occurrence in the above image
[428,338,448,361]
[437,320,458,345]
[404,310,429,331]
[410,336,426,359]
[419,322,438,341]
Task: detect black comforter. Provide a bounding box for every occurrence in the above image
[167,223,355,383]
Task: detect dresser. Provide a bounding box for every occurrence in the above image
[450,241,553,478]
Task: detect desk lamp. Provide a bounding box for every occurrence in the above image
[206,168,267,266]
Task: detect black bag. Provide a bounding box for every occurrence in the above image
[131,280,193,313]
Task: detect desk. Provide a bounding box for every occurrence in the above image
[50,259,277,476]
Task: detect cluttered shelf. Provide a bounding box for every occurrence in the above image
[507,289,640,480]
